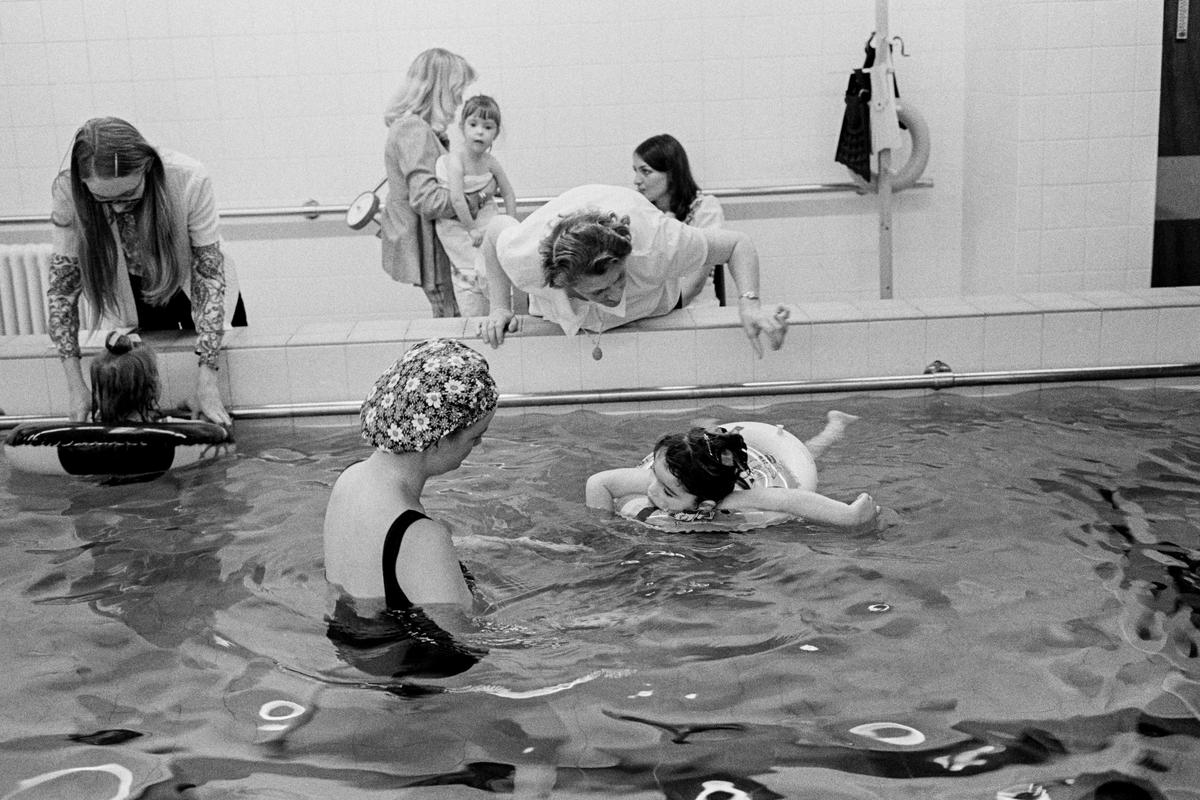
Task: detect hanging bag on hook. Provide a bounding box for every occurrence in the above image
[833,38,878,182]
[837,34,929,193]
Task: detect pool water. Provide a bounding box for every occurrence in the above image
[1,386,1198,799]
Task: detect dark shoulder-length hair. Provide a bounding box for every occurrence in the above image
[63,117,183,321]
[634,133,700,221]
[654,427,750,503]
[538,210,632,289]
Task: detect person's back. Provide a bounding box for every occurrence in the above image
[322,339,499,679]
[323,459,415,602]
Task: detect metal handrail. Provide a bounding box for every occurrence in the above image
[0,360,1193,429]
[0,180,932,227]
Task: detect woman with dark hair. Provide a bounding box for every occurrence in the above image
[477,184,788,356]
[48,117,245,425]
[633,133,725,305]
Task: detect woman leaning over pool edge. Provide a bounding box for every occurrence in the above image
[323,339,497,631]
[49,117,245,426]
[477,184,788,356]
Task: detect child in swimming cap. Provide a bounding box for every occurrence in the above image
[586,411,879,528]
[89,331,164,424]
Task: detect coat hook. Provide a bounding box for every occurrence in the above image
[891,35,909,56]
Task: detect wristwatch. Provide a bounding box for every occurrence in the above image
[738,291,760,301]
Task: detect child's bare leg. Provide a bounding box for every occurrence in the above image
[805,410,859,459]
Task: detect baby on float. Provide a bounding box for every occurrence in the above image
[587,411,879,533]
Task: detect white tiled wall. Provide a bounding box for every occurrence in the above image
[963,0,1162,295]
[0,0,1163,323]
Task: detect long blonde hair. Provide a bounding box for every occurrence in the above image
[383,48,476,132]
[58,117,183,321]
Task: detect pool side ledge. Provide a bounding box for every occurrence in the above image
[2,288,1200,418]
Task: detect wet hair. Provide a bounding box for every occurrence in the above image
[539,210,632,289]
[654,427,751,503]
[55,117,183,323]
[90,332,160,424]
[383,48,477,132]
[634,133,701,221]
[460,94,502,133]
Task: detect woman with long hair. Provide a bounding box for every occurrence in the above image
[48,117,246,425]
[633,133,726,305]
[381,48,491,318]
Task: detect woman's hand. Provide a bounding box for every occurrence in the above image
[62,357,91,421]
[478,308,518,348]
[469,227,485,247]
[66,381,91,422]
[189,365,232,426]
[738,302,789,357]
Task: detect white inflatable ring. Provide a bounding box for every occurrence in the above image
[850,103,930,194]
[3,421,232,477]
[618,421,817,533]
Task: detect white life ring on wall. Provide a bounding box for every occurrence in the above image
[617,421,817,533]
[850,103,930,194]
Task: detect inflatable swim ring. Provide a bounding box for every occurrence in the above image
[618,421,817,533]
[849,103,931,194]
[3,420,232,478]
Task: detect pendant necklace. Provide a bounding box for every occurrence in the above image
[585,303,604,360]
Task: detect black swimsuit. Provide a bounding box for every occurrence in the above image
[326,509,483,679]
[381,509,476,608]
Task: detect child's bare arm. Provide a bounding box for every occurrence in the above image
[489,156,518,217]
[586,468,653,511]
[721,487,879,528]
[445,153,476,229]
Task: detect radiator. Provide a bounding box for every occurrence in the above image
[0,243,53,336]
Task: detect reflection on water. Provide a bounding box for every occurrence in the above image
[0,387,1198,799]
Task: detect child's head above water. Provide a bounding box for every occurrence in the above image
[90,331,160,424]
[650,427,751,513]
[460,94,501,132]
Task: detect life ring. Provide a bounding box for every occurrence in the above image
[850,103,930,193]
[617,421,817,533]
[3,421,233,477]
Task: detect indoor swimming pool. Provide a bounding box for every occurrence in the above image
[1,386,1198,799]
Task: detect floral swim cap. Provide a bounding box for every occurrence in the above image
[360,339,499,453]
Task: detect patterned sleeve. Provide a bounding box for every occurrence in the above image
[190,242,226,369]
[47,253,83,360]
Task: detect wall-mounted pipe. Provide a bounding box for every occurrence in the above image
[1,361,1196,430]
[0,181,933,228]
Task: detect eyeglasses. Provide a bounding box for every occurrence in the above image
[89,174,146,205]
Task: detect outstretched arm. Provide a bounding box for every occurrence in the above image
[480,215,521,347]
[720,487,879,528]
[586,468,654,511]
[489,156,518,217]
[699,227,787,357]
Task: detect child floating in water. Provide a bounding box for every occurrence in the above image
[586,411,879,530]
[89,331,165,424]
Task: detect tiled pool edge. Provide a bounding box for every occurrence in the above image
[3,289,1200,417]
